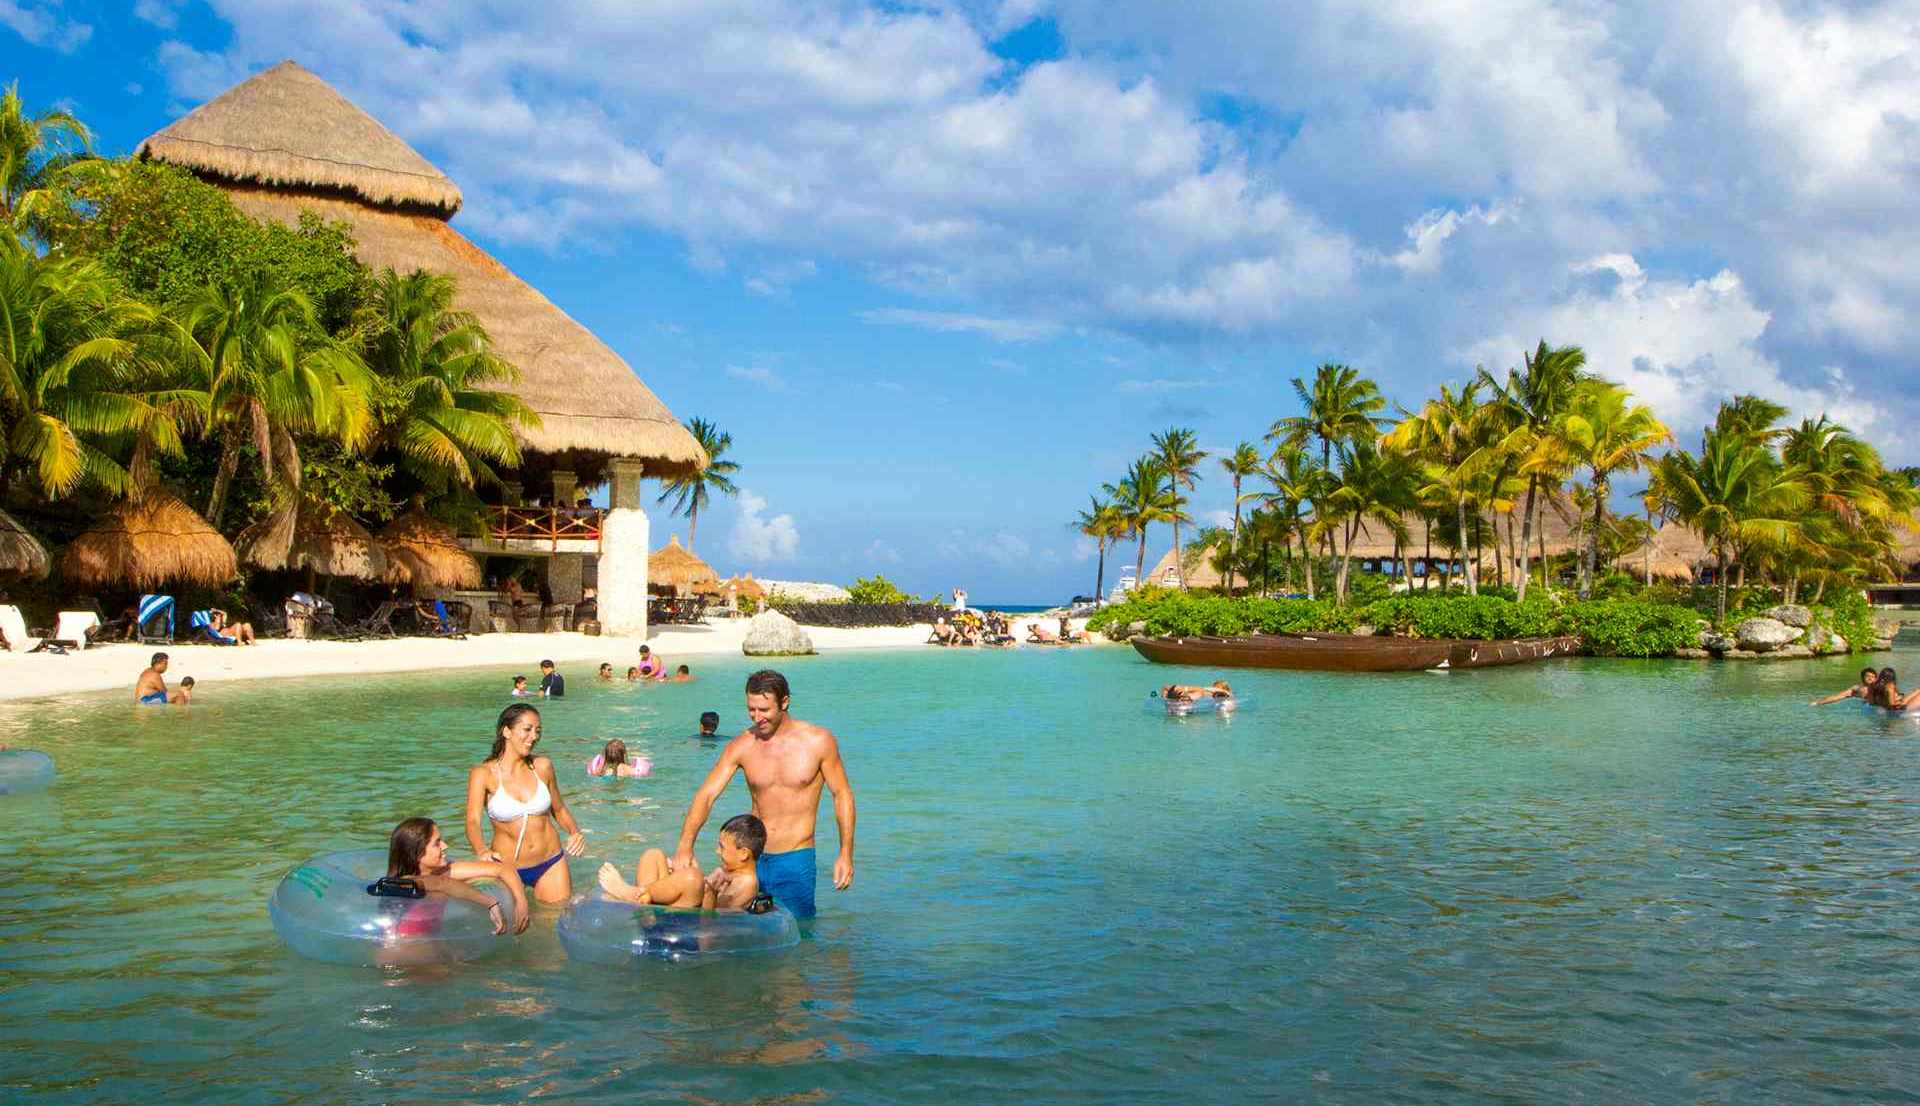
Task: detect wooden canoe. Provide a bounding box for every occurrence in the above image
[1129,632,1582,673]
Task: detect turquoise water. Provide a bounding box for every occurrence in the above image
[3,647,1919,1103]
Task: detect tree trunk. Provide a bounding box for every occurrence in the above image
[1226,483,1242,594]
[1422,524,1432,592]
[1135,531,1148,585]
[1643,503,1653,586]
[1170,515,1183,588]
[1811,576,1827,603]
[1457,498,1478,596]
[1717,550,1730,622]
[687,502,699,553]
[1094,539,1107,604]
[1336,518,1356,604]
[1516,476,1539,602]
[1300,526,1316,600]
[1581,476,1606,600]
[207,439,242,528]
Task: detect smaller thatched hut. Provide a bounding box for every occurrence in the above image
[649,535,720,595]
[240,504,388,582]
[722,574,767,602]
[1628,523,1710,583]
[62,494,238,590]
[380,507,482,590]
[0,508,50,581]
[1147,545,1226,590]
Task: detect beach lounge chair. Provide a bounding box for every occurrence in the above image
[424,599,468,640]
[136,594,175,644]
[52,611,101,650]
[189,610,239,646]
[0,605,60,653]
[354,600,402,639]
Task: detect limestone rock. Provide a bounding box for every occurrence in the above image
[1734,617,1802,653]
[1700,629,1736,653]
[1128,620,1149,637]
[1350,624,1377,637]
[1771,644,1815,659]
[1724,648,1758,659]
[1805,625,1848,654]
[1765,604,1813,628]
[1673,647,1712,659]
[742,610,816,656]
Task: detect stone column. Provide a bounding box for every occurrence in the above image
[608,457,645,510]
[598,507,651,637]
[547,554,584,604]
[552,469,578,507]
[503,479,524,505]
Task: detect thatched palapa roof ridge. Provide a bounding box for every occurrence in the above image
[0,509,50,581]
[239,503,388,581]
[140,62,708,477]
[137,61,462,214]
[649,535,720,592]
[380,507,482,589]
[1147,544,1225,590]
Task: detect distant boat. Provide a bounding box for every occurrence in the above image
[1130,632,1581,673]
[1109,571,1137,604]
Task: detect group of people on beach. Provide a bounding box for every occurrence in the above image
[1812,666,1917,710]
[930,612,1085,647]
[380,668,856,937]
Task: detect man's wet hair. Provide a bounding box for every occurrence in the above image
[539,659,554,669]
[699,710,720,732]
[720,813,768,858]
[677,664,690,675]
[745,669,790,703]
[151,652,168,666]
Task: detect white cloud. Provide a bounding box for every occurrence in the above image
[723,364,787,391]
[858,308,1059,342]
[727,491,800,564]
[0,0,90,51]
[133,0,181,29]
[1118,377,1214,394]
[1205,509,1234,529]
[873,379,907,392]
[863,539,902,565]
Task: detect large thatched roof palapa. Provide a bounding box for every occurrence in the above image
[1147,545,1225,589]
[380,506,482,589]
[138,61,707,478]
[62,494,238,590]
[0,508,50,581]
[239,503,388,581]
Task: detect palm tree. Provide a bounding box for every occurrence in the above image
[1252,443,1325,599]
[0,81,91,229]
[0,239,200,500]
[1481,340,1586,601]
[1219,441,1263,593]
[1073,495,1126,605]
[1558,380,1670,597]
[1653,424,1808,621]
[1383,379,1491,595]
[657,417,741,553]
[1269,362,1386,468]
[1321,439,1413,603]
[1714,395,1790,443]
[184,270,372,528]
[1105,457,1174,585]
[1150,427,1207,586]
[362,268,538,493]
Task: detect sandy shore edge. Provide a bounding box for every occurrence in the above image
[0,617,1099,702]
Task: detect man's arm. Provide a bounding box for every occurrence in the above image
[673,739,744,870]
[820,732,856,891]
[1810,687,1857,706]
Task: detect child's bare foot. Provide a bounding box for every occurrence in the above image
[598,862,638,901]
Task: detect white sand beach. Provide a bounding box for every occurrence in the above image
[0,616,1098,702]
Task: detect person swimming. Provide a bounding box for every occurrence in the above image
[510,675,529,698]
[637,644,663,679]
[598,663,614,682]
[384,816,529,937]
[696,710,720,739]
[1869,667,1911,710]
[593,739,651,778]
[1811,667,1879,706]
[465,704,588,904]
[1159,681,1232,702]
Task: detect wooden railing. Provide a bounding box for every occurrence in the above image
[484,506,603,550]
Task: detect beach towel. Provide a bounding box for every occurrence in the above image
[137,595,175,642]
[189,610,237,645]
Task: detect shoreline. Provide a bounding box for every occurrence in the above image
[0,616,1100,703]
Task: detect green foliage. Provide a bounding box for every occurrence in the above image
[1090,590,1704,657]
[1818,588,1874,654]
[847,574,911,605]
[299,442,397,523]
[737,593,760,616]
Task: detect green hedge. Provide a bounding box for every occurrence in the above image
[1088,590,1705,658]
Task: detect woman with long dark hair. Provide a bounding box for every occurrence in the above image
[464,704,587,904]
[385,817,530,936]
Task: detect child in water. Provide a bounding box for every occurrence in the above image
[170,676,196,704]
[695,710,720,739]
[593,739,652,778]
[597,812,767,910]
[510,675,528,698]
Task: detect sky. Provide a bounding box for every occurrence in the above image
[5,0,1918,602]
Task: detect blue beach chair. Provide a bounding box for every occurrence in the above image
[427,599,468,640]
[136,595,175,644]
[189,610,238,646]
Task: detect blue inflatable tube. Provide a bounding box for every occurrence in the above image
[0,749,54,795]
[268,849,512,966]
[557,895,799,964]
[1146,694,1245,716]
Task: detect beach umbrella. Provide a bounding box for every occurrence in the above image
[379,503,481,590]
[61,493,238,590]
[648,534,720,596]
[0,507,50,581]
[239,502,388,582]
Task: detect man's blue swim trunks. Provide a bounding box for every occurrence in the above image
[138,691,167,705]
[757,847,816,918]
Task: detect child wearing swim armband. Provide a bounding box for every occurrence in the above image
[597,813,767,911]
[591,739,652,779]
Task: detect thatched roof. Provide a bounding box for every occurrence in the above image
[380,507,481,589]
[139,63,707,478]
[1620,523,1710,581]
[61,494,238,589]
[1147,544,1225,589]
[240,504,388,581]
[1325,493,1585,560]
[0,508,49,580]
[649,535,719,592]
[721,573,767,601]
[137,61,461,214]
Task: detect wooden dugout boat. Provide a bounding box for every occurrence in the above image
[1130,632,1582,673]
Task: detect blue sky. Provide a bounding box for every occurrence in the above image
[6,1,1917,602]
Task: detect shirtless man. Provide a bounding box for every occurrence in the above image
[669,669,855,918]
[134,653,171,705]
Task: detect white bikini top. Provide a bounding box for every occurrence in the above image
[487,763,552,860]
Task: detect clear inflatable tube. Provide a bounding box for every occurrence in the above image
[556,894,799,964]
[268,849,511,966]
[1146,694,1244,716]
[0,749,55,795]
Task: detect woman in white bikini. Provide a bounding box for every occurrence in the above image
[464,703,587,904]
